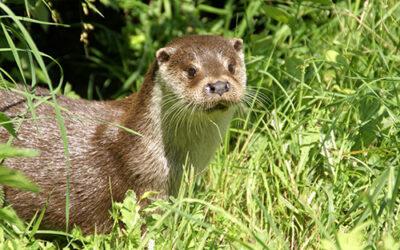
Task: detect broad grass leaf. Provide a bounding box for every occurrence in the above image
[0,206,25,230]
[303,0,333,5]
[0,112,17,138]
[262,5,291,24]
[0,165,40,192]
[139,190,158,202]
[298,130,321,172]
[0,144,39,158]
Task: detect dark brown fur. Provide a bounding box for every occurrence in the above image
[0,35,246,233]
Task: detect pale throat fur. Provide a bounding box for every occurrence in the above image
[149,35,247,195]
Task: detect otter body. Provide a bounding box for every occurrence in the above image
[0,35,246,233]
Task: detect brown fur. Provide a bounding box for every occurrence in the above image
[0,35,246,234]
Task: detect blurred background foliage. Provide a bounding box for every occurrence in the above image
[0,0,333,99]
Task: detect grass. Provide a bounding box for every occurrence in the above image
[1,0,400,249]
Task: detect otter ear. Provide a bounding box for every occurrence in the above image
[232,38,243,52]
[156,48,173,64]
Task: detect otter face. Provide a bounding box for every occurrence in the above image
[155,35,246,113]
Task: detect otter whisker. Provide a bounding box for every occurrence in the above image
[176,102,190,137]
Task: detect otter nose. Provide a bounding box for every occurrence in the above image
[206,81,230,96]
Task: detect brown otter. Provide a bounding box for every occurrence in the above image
[0,35,246,234]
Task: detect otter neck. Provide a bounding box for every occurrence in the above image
[128,70,234,196]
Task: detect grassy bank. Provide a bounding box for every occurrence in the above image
[1,0,400,248]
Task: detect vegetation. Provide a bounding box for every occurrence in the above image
[1,0,400,248]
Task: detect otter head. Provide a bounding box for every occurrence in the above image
[155,35,246,113]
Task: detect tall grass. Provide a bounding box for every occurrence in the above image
[1,0,400,248]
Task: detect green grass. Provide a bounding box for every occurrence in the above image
[1,0,400,249]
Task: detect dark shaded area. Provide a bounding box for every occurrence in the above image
[2,0,127,99]
[34,0,126,99]
[2,0,249,100]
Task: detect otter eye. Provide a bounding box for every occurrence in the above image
[187,67,196,78]
[228,63,235,74]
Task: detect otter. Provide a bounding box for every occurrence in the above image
[0,35,246,234]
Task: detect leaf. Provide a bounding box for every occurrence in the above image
[298,130,321,172]
[0,144,39,158]
[326,50,339,63]
[139,191,158,202]
[0,206,25,230]
[0,112,17,138]
[119,190,141,245]
[0,165,40,192]
[262,5,292,24]
[56,82,81,99]
[303,0,333,5]
[383,233,400,250]
[0,144,39,192]
[120,190,140,230]
[321,222,371,250]
[326,50,347,66]
[29,188,53,238]
[285,57,303,80]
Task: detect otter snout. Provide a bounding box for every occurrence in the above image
[205,81,230,96]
